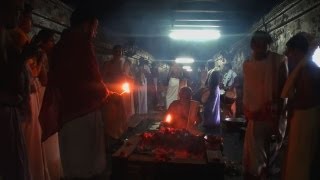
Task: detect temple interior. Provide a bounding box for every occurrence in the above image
[0,0,320,180]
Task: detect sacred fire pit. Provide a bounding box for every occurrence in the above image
[135,128,205,161]
[111,127,225,180]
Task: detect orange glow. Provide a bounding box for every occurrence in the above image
[122,82,130,93]
[165,114,172,123]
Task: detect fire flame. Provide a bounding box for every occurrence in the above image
[165,114,172,123]
[122,82,130,93]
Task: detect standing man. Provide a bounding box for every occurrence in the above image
[166,62,182,109]
[135,59,151,114]
[39,8,109,179]
[203,70,221,132]
[0,0,30,179]
[242,31,287,179]
[102,45,125,91]
[10,3,33,51]
[149,62,160,111]
[221,63,237,118]
[282,33,320,180]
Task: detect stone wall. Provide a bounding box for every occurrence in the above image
[30,0,155,67]
[31,0,72,38]
[213,0,320,74]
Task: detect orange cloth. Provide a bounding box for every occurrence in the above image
[284,106,320,180]
[166,100,201,135]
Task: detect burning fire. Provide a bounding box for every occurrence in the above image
[165,114,172,123]
[121,82,130,94]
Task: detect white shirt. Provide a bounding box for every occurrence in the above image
[222,69,237,88]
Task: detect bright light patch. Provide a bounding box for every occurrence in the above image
[169,29,221,41]
[165,114,172,123]
[173,25,220,28]
[122,82,130,93]
[175,57,194,64]
[312,46,320,67]
[182,66,193,72]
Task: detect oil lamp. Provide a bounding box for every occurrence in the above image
[120,82,130,95]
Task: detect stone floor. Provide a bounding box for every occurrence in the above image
[109,111,284,180]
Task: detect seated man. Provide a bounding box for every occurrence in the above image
[164,87,203,135]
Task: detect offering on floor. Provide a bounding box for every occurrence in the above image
[135,127,206,161]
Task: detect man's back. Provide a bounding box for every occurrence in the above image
[40,29,108,140]
[243,51,286,113]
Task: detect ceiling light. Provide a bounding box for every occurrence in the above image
[182,65,192,70]
[175,19,223,22]
[169,29,221,41]
[173,25,220,28]
[312,46,320,67]
[186,69,193,72]
[174,10,224,13]
[175,57,194,64]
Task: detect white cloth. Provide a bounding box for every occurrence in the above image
[166,78,180,109]
[243,52,285,111]
[243,120,273,176]
[21,78,49,180]
[242,52,287,176]
[281,58,306,98]
[59,110,106,178]
[136,78,148,114]
[43,133,63,180]
[222,69,237,88]
[284,106,320,180]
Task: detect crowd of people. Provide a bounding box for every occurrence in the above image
[241,30,320,180]
[162,30,320,180]
[0,1,319,180]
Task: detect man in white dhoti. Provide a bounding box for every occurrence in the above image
[221,63,237,118]
[0,1,30,179]
[242,31,287,180]
[135,59,150,114]
[282,32,320,180]
[39,8,109,179]
[166,63,182,109]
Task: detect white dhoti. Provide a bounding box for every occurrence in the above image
[166,78,180,109]
[136,80,148,114]
[284,106,320,180]
[43,133,63,180]
[243,120,273,176]
[21,78,49,180]
[59,110,106,178]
